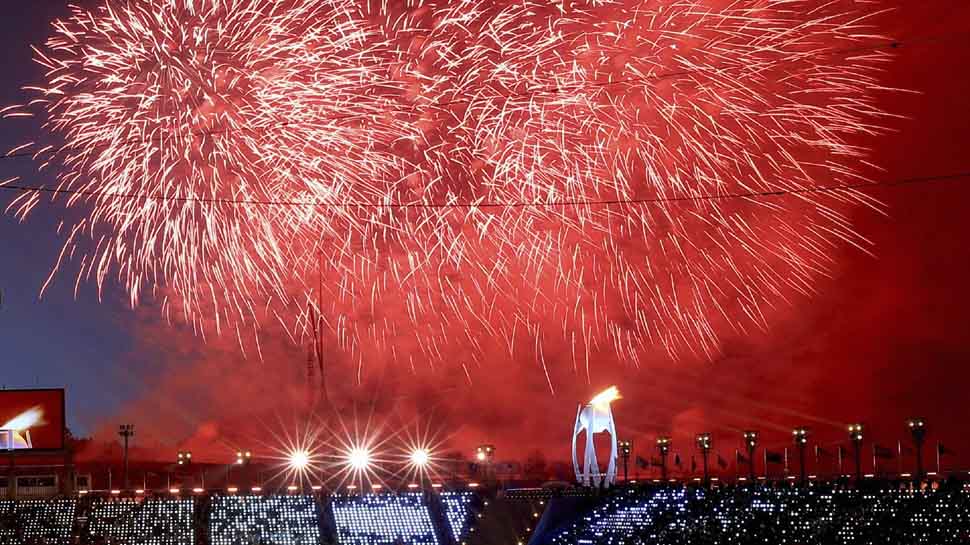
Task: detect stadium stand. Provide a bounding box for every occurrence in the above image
[87,497,194,545]
[0,486,966,545]
[536,485,970,545]
[545,487,695,545]
[208,495,321,545]
[0,499,77,545]
[438,491,475,543]
[331,493,439,545]
[462,491,550,545]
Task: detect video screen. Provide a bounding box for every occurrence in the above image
[0,389,65,450]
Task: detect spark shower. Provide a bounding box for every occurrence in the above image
[8,0,898,386]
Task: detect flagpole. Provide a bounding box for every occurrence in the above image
[763,448,767,482]
[784,447,789,476]
[734,449,739,482]
[837,445,843,477]
[897,440,903,476]
[872,444,877,476]
[936,441,941,475]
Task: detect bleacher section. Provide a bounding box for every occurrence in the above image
[547,488,694,544]
[439,491,475,542]
[331,493,439,545]
[0,499,77,545]
[87,498,194,545]
[209,495,321,545]
[537,486,970,545]
[0,486,967,545]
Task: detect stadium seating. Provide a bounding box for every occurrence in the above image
[0,486,964,545]
[541,485,970,545]
[87,497,194,545]
[208,495,321,545]
[439,491,475,542]
[0,499,77,545]
[548,488,696,544]
[331,492,439,545]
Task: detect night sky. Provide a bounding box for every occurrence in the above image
[1,0,970,473]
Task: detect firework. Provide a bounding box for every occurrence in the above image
[15,0,896,387]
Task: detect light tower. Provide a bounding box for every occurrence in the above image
[793,427,810,485]
[907,418,927,482]
[572,387,620,488]
[743,431,759,482]
[618,441,632,482]
[476,445,495,480]
[696,433,712,486]
[656,437,671,481]
[118,425,134,490]
[848,424,864,484]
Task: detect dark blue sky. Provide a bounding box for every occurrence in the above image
[0,2,138,434]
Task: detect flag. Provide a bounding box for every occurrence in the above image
[815,446,833,458]
[838,445,847,459]
[636,456,649,470]
[651,458,664,467]
[765,450,785,465]
[898,441,914,456]
[691,456,697,473]
[873,445,894,459]
[938,443,952,456]
[674,454,682,467]
[736,450,750,465]
[717,454,728,469]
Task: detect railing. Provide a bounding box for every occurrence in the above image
[16,485,59,498]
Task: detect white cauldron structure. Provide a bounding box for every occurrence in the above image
[572,386,620,487]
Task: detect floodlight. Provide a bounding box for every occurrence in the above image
[410,448,431,467]
[848,423,864,442]
[348,447,371,471]
[289,449,311,470]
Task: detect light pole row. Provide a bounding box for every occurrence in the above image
[637,418,929,486]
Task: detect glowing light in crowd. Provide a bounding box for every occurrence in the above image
[12,0,901,385]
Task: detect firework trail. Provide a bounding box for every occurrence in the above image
[10,0,896,386]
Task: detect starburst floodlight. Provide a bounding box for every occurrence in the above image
[410,448,430,468]
[348,447,371,471]
[289,449,311,470]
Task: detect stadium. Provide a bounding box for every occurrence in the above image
[2,387,970,544]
